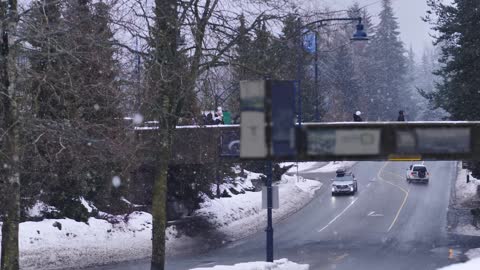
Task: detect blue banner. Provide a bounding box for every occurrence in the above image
[303,33,316,54]
[271,81,297,157]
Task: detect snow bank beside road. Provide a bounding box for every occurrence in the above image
[281,162,321,173]
[453,163,480,236]
[466,248,480,260]
[190,258,309,270]
[281,161,356,175]
[0,172,321,269]
[1,212,161,269]
[0,162,328,270]
[455,165,480,207]
[196,174,322,240]
[310,161,357,173]
[437,257,480,270]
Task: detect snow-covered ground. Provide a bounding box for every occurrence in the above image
[453,164,480,236]
[0,169,323,269]
[437,257,480,270]
[190,258,309,270]
[466,248,480,260]
[309,161,356,173]
[196,174,322,240]
[281,162,321,174]
[437,248,480,270]
[0,212,190,270]
[282,161,356,174]
[455,165,480,207]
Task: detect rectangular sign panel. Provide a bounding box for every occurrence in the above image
[306,129,336,155]
[335,129,381,155]
[307,129,381,156]
[396,131,416,154]
[416,127,471,154]
[396,127,471,154]
[262,186,279,209]
[271,81,296,157]
[240,80,267,158]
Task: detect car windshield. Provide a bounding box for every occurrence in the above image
[335,175,354,181]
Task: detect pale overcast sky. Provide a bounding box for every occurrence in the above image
[301,0,439,57]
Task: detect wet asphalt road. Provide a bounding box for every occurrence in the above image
[87,161,480,270]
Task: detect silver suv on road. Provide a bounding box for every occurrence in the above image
[331,172,358,196]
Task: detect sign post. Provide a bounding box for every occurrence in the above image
[240,80,267,159]
[265,160,274,262]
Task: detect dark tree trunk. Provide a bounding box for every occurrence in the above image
[0,1,20,269]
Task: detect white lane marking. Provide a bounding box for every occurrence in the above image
[367,211,384,217]
[385,184,409,232]
[377,161,410,232]
[317,198,359,233]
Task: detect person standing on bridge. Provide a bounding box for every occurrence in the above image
[397,110,406,121]
[353,111,363,122]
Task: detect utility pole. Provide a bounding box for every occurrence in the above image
[314,31,320,122]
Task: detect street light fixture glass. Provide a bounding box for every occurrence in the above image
[351,22,369,41]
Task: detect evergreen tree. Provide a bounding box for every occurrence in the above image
[233,14,254,80]
[250,21,276,78]
[424,0,480,120]
[225,15,253,118]
[276,15,317,121]
[404,45,418,120]
[414,46,448,120]
[19,0,130,220]
[367,0,407,120]
[332,43,357,120]
[276,14,303,80]
[425,0,480,177]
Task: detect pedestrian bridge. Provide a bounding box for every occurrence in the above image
[135,121,480,165]
[135,124,240,165]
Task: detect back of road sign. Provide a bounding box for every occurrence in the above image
[240,80,267,158]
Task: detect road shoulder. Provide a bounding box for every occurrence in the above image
[448,162,480,236]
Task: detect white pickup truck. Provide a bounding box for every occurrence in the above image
[406,164,429,184]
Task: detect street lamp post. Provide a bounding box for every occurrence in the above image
[298,17,368,123]
[314,31,320,122]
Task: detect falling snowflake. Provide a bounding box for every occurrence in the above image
[112,176,121,188]
[133,113,144,124]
